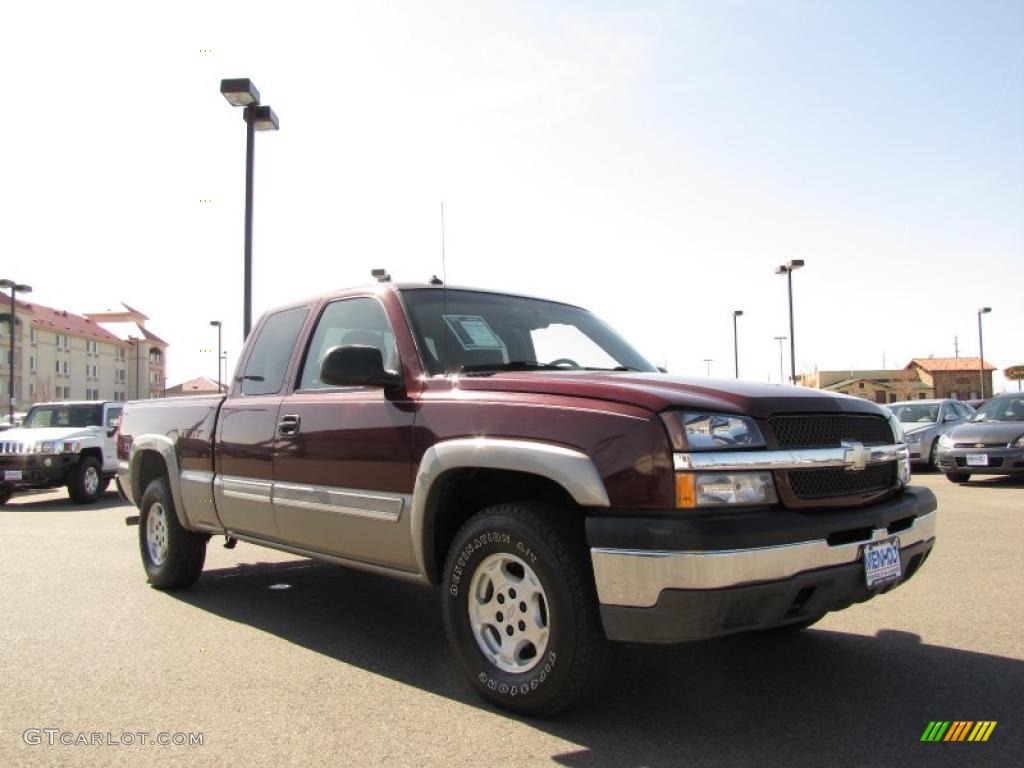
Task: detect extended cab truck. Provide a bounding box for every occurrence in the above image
[118,283,937,716]
[0,401,123,505]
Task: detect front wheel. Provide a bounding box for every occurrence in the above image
[67,456,103,504]
[945,471,971,483]
[139,478,207,589]
[930,440,942,470]
[0,486,12,505]
[441,502,607,717]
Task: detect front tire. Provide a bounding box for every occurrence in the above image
[0,486,12,505]
[139,478,207,589]
[67,456,103,504]
[945,471,971,483]
[441,502,607,717]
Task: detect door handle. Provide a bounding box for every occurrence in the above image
[278,415,301,436]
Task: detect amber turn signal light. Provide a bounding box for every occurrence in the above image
[675,473,697,508]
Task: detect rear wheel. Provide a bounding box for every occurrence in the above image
[67,456,103,504]
[139,478,207,589]
[441,502,607,717]
[945,471,971,483]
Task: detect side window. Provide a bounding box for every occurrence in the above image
[106,406,123,428]
[241,307,309,395]
[299,298,398,390]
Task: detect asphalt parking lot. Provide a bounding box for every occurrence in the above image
[1,472,1021,768]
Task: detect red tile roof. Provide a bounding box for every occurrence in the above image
[0,295,124,343]
[908,357,996,372]
[166,376,224,395]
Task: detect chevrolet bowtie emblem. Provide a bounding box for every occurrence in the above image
[842,441,871,472]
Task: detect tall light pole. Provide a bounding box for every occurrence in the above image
[978,307,992,399]
[703,358,714,377]
[775,260,805,383]
[220,78,280,341]
[1,279,32,423]
[210,321,223,393]
[732,310,744,378]
[221,350,228,393]
[773,335,787,384]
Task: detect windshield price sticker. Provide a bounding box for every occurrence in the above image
[443,315,505,351]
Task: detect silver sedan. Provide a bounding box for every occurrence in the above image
[888,399,974,467]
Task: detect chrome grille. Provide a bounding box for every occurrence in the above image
[769,414,893,448]
[0,441,30,455]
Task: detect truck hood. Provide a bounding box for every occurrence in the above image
[947,421,1024,445]
[447,371,888,419]
[0,426,102,443]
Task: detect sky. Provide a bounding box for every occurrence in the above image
[2,0,1022,391]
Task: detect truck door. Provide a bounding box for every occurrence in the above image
[214,306,309,540]
[272,296,416,570]
[102,404,123,473]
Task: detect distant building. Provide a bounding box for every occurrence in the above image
[165,376,225,397]
[906,358,995,400]
[796,357,997,403]
[0,296,167,411]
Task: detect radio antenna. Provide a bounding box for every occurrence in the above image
[441,201,450,375]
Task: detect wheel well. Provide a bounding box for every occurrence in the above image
[134,450,169,503]
[426,468,579,585]
[80,447,103,465]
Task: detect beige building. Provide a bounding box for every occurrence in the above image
[0,296,167,412]
[796,357,997,404]
[165,376,224,397]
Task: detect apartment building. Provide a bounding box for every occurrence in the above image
[0,296,168,411]
[795,357,996,404]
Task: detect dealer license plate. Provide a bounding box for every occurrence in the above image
[4,470,22,481]
[864,537,901,589]
[966,454,989,467]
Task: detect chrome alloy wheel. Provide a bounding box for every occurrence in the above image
[468,552,551,673]
[146,502,169,566]
[83,465,100,496]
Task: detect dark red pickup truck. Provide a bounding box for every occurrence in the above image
[118,281,936,715]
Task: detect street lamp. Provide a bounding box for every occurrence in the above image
[220,78,280,341]
[0,279,32,423]
[773,335,787,384]
[732,310,744,378]
[210,321,223,393]
[775,260,805,383]
[978,307,992,399]
[702,358,714,377]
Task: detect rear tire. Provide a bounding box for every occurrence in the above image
[139,478,207,589]
[67,456,103,504]
[945,471,971,483]
[441,502,607,717]
[930,440,941,470]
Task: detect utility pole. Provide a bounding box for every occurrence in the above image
[702,358,713,377]
[954,336,959,359]
[773,336,787,384]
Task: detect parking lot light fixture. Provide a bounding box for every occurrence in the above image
[210,321,223,393]
[220,77,280,341]
[732,310,744,378]
[978,307,992,399]
[775,260,805,383]
[0,279,32,422]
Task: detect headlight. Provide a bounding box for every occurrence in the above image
[675,471,777,508]
[661,411,766,451]
[905,432,922,444]
[939,433,955,449]
[39,441,58,454]
[1014,435,1024,448]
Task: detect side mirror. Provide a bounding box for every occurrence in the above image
[943,414,957,423]
[320,345,403,390]
[106,427,117,438]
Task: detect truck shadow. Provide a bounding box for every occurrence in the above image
[0,489,124,512]
[170,560,1022,768]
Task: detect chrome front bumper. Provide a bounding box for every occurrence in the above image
[591,510,936,608]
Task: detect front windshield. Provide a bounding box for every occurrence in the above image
[890,404,939,423]
[400,289,657,375]
[970,396,1024,422]
[23,404,103,429]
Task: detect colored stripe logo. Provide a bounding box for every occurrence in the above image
[921,721,997,742]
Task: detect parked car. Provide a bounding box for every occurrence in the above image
[887,399,973,468]
[935,394,1024,482]
[0,401,123,505]
[0,411,27,432]
[966,399,988,410]
[117,280,936,716]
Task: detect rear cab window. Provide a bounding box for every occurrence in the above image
[239,307,309,395]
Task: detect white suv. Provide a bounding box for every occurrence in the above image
[0,401,122,505]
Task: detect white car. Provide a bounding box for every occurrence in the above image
[0,401,122,505]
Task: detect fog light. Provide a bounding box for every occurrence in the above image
[44,457,52,467]
[675,471,778,508]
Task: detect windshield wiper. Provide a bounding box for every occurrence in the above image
[457,360,565,373]
[581,365,640,372]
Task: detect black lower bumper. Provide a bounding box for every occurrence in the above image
[0,455,77,489]
[935,447,1024,476]
[599,538,934,643]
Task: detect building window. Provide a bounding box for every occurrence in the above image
[55,360,60,374]
[29,383,35,399]
[62,360,69,376]
[30,327,37,344]
[29,355,36,372]
[149,348,162,365]
[116,347,126,361]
